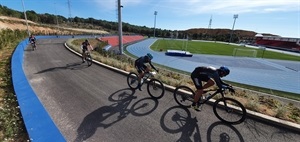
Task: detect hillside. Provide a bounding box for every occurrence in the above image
[0,16,109,35]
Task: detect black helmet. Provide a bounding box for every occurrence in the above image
[219,66,230,76]
[85,39,89,42]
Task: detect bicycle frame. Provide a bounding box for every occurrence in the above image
[198,89,225,105]
[141,71,156,84]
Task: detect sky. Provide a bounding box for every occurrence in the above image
[1,0,299,38]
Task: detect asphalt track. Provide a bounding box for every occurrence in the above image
[22,38,300,142]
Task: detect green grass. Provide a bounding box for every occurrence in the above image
[151,39,300,61]
[149,39,300,100]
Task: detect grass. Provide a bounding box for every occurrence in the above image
[151,39,300,61]
[0,29,29,142]
[67,38,300,124]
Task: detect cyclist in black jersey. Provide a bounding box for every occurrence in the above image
[191,66,231,111]
[81,39,93,63]
[134,53,158,91]
[28,34,36,45]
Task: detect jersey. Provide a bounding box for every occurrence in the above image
[191,66,225,89]
[81,41,90,50]
[135,56,157,72]
[29,36,36,43]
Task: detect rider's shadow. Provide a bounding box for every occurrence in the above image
[160,106,202,142]
[74,88,159,142]
[35,62,88,74]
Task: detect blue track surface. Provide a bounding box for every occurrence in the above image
[127,38,300,94]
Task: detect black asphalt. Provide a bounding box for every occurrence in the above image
[23,38,300,142]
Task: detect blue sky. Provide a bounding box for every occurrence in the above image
[1,0,299,38]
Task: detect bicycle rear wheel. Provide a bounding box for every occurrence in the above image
[213,97,246,125]
[32,44,36,51]
[86,54,92,66]
[127,72,139,89]
[173,86,195,107]
[147,79,165,99]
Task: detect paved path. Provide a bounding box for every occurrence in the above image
[21,38,300,141]
[126,38,300,94]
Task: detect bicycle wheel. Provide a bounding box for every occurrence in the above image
[173,86,195,107]
[86,54,92,66]
[32,44,36,51]
[127,72,139,89]
[213,97,246,125]
[147,79,165,99]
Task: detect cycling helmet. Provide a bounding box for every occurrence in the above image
[85,39,89,42]
[146,53,153,60]
[219,66,230,76]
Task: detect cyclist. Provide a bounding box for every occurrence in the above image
[28,34,36,47]
[81,39,93,63]
[134,53,158,91]
[191,66,231,111]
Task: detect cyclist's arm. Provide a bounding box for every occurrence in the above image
[220,80,230,86]
[211,72,223,89]
[148,61,158,71]
[88,44,93,51]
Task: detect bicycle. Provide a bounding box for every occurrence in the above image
[127,71,165,99]
[84,50,92,66]
[31,41,36,51]
[173,85,246,125]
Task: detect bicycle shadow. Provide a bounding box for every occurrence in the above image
[24,46,35,51]
[160,106,202,142]
[74,88,159,142]
[207,121,244,142]
[35,62,89,74]
[160,106,245,142]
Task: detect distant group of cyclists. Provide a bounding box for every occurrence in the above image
[28,35,231,111]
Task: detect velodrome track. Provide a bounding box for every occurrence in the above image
[126,38,300,94]
[15,37,300,141]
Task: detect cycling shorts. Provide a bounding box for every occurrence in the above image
[135,61,147,73]
[82,47,88,53]
[191,71,210,89]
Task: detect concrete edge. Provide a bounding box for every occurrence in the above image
[64,42,300,132]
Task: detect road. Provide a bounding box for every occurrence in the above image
[23,38,300,142]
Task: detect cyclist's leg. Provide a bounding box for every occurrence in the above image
[82,49,86,62]
[202,78,215,89]
[191,78,203,103]
[137,65,146,91]
[191,73,206,110]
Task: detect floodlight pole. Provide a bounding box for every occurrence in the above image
[54,3,59,34]
[229,14,238,43]
[154,11,157,38]
[118,0,123,54]
[21,0,30,36]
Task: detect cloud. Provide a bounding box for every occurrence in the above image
[92,0,144,11]
[89,0,299,18]
[139,0,300,15]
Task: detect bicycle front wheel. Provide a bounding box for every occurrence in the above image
[147,79,165,99]
[213,97,246,125]
[173,86,195,107]
[127,72,139,89]
[86,54,92,66]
